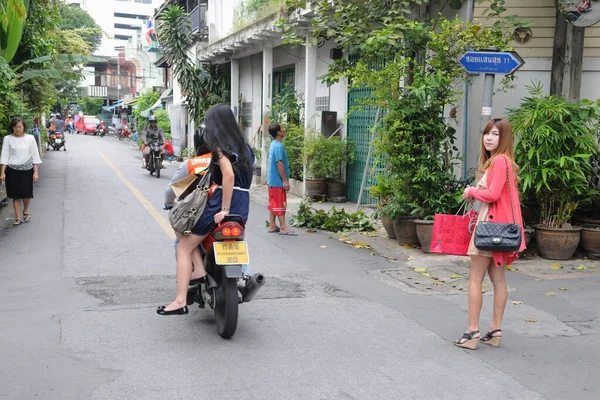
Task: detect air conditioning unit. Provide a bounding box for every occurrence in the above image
[315,111,337,137]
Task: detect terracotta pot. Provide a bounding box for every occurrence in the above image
[327,181,346,198]
[305,179,327,198]
[581,225,600,255]
[415,219,435,253]
[534,225,582,260]
[381,215,396,239]
[393,216,419,246]
[573,216,600,227]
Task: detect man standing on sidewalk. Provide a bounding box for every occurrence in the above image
[267,122,297,236]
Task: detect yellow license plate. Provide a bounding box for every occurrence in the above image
[213,241,249,265]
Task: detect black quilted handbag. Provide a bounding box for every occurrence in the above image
[474,157,522,252]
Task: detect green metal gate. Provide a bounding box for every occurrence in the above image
[346,89,380,205]
[346,53,386,205]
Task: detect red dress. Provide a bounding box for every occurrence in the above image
[467,155,526,267]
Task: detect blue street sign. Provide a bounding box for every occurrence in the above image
[459,51,524,75]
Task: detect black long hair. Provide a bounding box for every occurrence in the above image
[203,104,251,168]
[8,117,26,134]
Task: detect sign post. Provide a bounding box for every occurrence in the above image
[459,50,524,132]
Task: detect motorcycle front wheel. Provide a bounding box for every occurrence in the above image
[118,134,125,141]
[213,265,239,339]
[156,157,161,178]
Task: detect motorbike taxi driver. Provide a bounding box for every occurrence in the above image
[142,116,166,169]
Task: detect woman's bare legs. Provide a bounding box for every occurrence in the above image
[190,247,205,280]
[163,233,207,311]
[12,199,22,221]
[466,255,494,334]
[487,263,508,335]
[22,198,31,214]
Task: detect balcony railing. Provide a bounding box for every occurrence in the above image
[190,4,208,35]
[86,86,108,97]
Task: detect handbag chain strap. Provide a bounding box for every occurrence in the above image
[502,156,516,225]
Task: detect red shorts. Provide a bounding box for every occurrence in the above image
[268,187,287,216]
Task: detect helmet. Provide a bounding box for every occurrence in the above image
[148,116,157,123]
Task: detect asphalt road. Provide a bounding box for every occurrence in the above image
[0,133,598,400]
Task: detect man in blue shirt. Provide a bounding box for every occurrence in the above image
[267,122,297,236]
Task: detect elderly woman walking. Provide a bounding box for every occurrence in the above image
[0,117,42,226]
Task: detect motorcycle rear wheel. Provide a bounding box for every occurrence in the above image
[156,157,161,178]
[118,134,125,141]
[214,266,239,339]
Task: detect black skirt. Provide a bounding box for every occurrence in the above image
[5,167,34,199]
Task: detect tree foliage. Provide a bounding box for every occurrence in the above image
[157,5,229,126]
[133,89,160,130]
[78,96,104,115]
[58,4,103,52]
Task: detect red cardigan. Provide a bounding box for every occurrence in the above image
[467,155,526,267]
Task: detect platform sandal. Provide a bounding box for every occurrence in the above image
[454,331,480,350]
[480,329,502,347]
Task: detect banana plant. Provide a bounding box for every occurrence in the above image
[13,53,106,84]
[0,0,29,63]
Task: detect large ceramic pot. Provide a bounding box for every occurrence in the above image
[581,225,600,255]
[415,219,435,253]
[305,179,327,198]
[327,181,346,199]
[393,216,419,246]
[381,215,396,240]
[534,225,582,260]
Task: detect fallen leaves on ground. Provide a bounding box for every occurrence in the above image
[545,292,557,296]
[577,265,587,270]
[551,263,564,270]
[352,241,371,249]
[320,245,327,249]
[414,267,427,273]
[559,287,568,291]
[506,265,514,271]
[482,283,490,288]
[525,319,538,323]
[420,272,433,278]
[361,231,378,237]
[432,281,444,286]
[382,255,397,261]
[450,274,462,279]
[403,244,418,249]
[407,256,415,261]
[511,301,523,305]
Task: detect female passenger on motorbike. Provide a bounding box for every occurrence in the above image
[158,104,255,315]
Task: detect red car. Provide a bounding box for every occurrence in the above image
[83,116,101,135]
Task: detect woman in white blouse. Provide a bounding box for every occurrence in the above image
[0,117,42,226]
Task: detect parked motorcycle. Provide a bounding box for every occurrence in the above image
[186,214,265,339]
[108,125,117,137]
[47,131,66,151]
[146,141,163,178]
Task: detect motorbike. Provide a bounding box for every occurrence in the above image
[97,123,107,137]
[108,126,117,137]
[186,214,265,339]
[47,131,66,151]
[118,126,131,141]
[145,141,163,178]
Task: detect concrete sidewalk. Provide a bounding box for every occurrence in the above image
[249,182,600,295]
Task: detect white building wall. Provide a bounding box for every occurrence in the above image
[73,0,164,57]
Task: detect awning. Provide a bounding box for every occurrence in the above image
[122,98,138,106]
[140,88,172,117]
[102,99,124,111]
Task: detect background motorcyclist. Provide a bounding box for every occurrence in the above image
[142,116,166,169]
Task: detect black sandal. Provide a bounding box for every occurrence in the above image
[12,219,23,226]
[480,329,502,347]
[454,330,480,350]
[23,214,31,223]
[156,305,189,315]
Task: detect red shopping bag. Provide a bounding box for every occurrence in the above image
[430,210,478,256]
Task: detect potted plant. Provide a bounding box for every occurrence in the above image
[378,71,463,252]
[509,83,600,260]
[252,146,262,176]
[303,132,355,199]
[368,174,396,239]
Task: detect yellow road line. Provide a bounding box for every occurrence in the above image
[96,148,176,240]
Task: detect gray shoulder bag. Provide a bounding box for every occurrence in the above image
[474,157,522,252]
[169,171,212,235]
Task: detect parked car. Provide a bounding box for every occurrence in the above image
[83,116,101,135]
